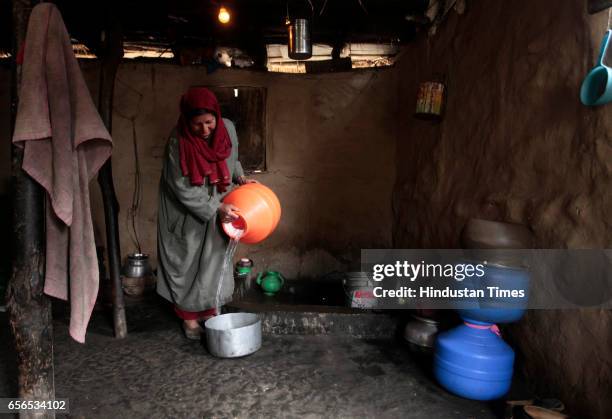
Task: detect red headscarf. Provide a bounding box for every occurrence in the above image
[177,87,232,192]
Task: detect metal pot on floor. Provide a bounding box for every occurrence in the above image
[204,313,262,358]
[403,314,441,353]
[122,253,153,296]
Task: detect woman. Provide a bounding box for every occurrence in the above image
[157,87,254,339]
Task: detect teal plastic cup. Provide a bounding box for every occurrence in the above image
[580,30,612,106]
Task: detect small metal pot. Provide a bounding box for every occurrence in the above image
[204,313,262,358]
[403,314,441,353]
[123,253,151,278]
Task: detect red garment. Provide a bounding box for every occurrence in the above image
[174,305,217,321]
[177,87,232,192]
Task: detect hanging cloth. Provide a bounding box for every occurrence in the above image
[12,3,113,343]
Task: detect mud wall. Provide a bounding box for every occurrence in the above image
[0,61,396,276]
[393,1,612,417]
[89,64,397,278]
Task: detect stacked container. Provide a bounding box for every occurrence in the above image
[434,321,514,400]
[434,219,533,400]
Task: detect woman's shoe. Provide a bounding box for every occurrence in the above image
[182,321,204,340]
[523,406,569,419]
[533,399,565,412]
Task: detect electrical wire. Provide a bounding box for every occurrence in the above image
[129,118,142,254]
[356,0,368,14]
[306,0,314,13]
[319,0,328,16]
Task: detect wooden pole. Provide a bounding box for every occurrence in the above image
[97,14,127,339]
[7,0,55,416]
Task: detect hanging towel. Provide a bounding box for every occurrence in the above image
[12,3,113,343]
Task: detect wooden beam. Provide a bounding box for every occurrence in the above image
[7,0,55,416]
[588,0,612,14]
[97,10,127,339]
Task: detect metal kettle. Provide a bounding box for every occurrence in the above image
[256,271,285,296]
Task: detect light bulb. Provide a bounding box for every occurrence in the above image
[218,6,230,24]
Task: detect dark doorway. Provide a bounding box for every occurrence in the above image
[207,86,267,173]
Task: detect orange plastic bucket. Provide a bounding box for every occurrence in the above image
[222,183,281,244]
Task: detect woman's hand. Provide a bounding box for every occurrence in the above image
[237,176,260,185]
[218,203,240,223]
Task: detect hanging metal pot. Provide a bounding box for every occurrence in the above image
[288,18,312,60]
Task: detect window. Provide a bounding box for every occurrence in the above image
[206,86,267,173]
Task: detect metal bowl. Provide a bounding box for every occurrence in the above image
[461,218,533,249]
[403,314,441,353]
[461,219,534,268]
[204,313,262,358]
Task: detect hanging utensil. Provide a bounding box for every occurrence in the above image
[288,18,312,60]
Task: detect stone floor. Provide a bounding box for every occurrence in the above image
[0,296,504,419]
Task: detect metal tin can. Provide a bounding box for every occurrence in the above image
[415,81,445,119]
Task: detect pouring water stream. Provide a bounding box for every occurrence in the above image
[214,228,243,317]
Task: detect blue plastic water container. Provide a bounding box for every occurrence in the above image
[434,323,515,400]
[458,263,529,324]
